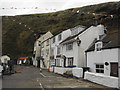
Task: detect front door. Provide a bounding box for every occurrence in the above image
[110,62,118,77]
[37,60,40,68]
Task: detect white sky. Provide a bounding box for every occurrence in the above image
[0,0,119,16]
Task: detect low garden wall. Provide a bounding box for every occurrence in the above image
[84,71,119,88]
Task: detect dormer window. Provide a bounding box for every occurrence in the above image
[95,41,103,51]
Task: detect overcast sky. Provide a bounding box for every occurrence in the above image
[0,0,119,16]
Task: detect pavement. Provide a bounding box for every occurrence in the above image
[2,65,118,89]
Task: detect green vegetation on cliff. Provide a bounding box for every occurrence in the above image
[2,1,120,60]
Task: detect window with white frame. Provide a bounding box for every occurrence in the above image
[41,43,44,48]
[95,64,104,73]
[53,37,55,43]
[66,42,73,50]
[50,48,54,56]
[46,49,49,56]
[57,47,61,55]
[58,34,62,41]
[68,57,74,66]
[95,41,102,51]
[46,39,49,46]
[41,50,44,56]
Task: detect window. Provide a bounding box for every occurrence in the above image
[66,42,73,50]
[57,47,61,55]
[50,48,54,56]
[58,34,62,41]
[41,43,44,48]
[41,50,44,56]
[68,57,74,66]
[95,64,104,73]
[46,49,49,56]
[53,37,55,43]
[46,39,49,46]
[95,42,102,51]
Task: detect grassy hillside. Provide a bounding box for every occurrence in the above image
[2,1,120,60]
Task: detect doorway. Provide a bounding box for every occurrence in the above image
[110,62,118,77]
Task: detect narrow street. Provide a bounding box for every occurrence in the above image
[2,65,116,89]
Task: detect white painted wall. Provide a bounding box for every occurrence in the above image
[72,67,83,78]
[33,31,53,67]
[54,67,72,75]
[87,48,118,76]
[84,72,119,88]
[77,25,105,67]
[62,41,79,66]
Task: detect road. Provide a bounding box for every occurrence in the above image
[2,65,117,89]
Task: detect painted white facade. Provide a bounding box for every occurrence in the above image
[72,67,83,78]
[54,67,72,75]
[33,40,41,66]
[61,25,106,67]
[40,39,51,69]
[33,31,53,67]
[87,48,119,76]
[50,29,71,66]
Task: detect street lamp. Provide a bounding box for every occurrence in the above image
[76,37,81,46]
[76,37,81,67]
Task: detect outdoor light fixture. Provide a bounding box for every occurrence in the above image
[76,37,81,46]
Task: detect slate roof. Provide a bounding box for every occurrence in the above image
[86,30,120,52]
[60,28,87,44]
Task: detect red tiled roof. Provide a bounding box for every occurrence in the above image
[18,57,28,60]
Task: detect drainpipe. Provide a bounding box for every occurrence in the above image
[0,16,2,57]
[0,16,2,90]
[85,51,87,67]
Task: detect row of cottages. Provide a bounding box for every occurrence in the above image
[33,31,53,68]
[33,24,106,69]
[53,25,106,74]
[84,30,120,88]
[33,24,120,88]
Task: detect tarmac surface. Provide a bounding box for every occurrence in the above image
[2,65,118,89]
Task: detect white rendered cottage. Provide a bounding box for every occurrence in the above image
[60,25,106,67]
[85,30,119,88]
[54,25,86,67]
[33,40,41,67]
[33,31,53,67]
[50,29,71,68]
